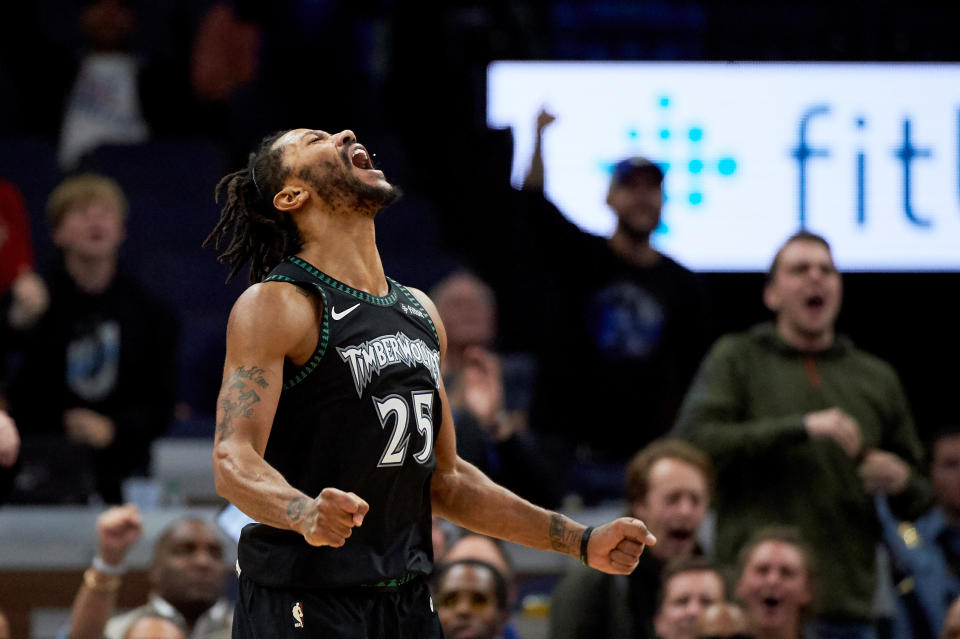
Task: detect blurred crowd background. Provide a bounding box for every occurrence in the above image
[1,2,959,639]
[1,0,957,442]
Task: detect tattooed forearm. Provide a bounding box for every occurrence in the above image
[286,497,307,521]
[231,365,269,388]
[549,514,580,554]
[215,365,268,442]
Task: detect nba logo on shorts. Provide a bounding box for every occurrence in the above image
[292,602,304,629]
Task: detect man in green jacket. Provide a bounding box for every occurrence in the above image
[674,230,929,639]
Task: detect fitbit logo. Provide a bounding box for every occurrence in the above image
[488,61,960,270]
[792,105,949,230]
[605,95,738,233]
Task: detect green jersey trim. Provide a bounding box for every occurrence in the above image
[392,278,440,348]
[286,256,398,306]
[262,273,331,390]
[358,572,421,589]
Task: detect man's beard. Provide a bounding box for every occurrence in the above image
[301,160,402,217]
[618,216,656,242]
[349,174,403,214]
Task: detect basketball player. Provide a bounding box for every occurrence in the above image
[205,128,657,638]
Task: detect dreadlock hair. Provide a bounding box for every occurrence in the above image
[203,130,303,284]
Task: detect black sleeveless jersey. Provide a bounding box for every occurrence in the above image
[237,256,443,588]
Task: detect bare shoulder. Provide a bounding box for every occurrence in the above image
[404,286,447,352]
[405,287,438,317]
[227,281,320,349]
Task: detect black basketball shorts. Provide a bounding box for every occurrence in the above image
[233,572,444,639]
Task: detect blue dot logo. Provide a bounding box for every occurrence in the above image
[606,95,738,227]
[717,157,737,175]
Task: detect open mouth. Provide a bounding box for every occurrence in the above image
[666,527,695,543]
[762,596,782,611]
[350,146,374,170]
[805,294,825,310]
[449,624,477,639]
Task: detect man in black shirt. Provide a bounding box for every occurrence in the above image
[8,173,178,503]
[205,127,658,639]
[520,109,711,503]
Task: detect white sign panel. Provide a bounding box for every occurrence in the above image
[487,61,960,271]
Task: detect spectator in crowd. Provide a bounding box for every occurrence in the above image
[53,0,210,170]
[444,534,514,582]
[430,270,499,379]
[0,179,44,502]
[442,533,521,639]
[518,108,712,503]
[7,173,178,503]
[122,615,187,639]
[944,596,960,639]
[57,0,151,170]
[67,503,232,639]
[550,439,713,639]
[654,557,727,639]
[431,270,559,507]
[431,558,511,639]
[0,178,49,335]
[693,602,751,639]
[429,270,537,415]
[674,230,929,638]
[188,1,263,167]
[734,526,815,639]
[0,2,201,145]
[879,425,960,639]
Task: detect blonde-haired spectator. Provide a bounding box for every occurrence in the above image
[6,172,178,503]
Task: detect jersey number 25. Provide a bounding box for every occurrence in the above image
[372,391,434,467]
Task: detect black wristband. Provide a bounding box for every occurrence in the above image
[579,526,594,565]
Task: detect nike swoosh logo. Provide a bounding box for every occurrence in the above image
[330,303,361,320]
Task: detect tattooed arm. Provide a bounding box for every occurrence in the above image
[408,289,656,575]
[212,282,368,546]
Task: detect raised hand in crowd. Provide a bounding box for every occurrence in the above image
[522,107,557,191]
[97,503,144,567]
[455,346,521,442]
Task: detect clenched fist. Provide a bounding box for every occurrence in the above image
[297,488,369,548]
[586,517,658,575]
[96,503,143,566]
